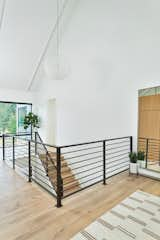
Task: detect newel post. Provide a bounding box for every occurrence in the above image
[103,140,106,185]
[56,147,62,207]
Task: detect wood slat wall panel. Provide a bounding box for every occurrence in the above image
[138,95,160,162]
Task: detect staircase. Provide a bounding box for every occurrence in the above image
[36,133,80,197]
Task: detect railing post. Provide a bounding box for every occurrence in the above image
[130,136,133,153]
[159,141,160,166]
[28,141,32,182]
[2,134,5,161]
[103,140,106,185]
[13,136,15,170]
[145,138,149,168]
[35,131,37,155]
[56,147,62,208]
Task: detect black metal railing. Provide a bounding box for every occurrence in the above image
[34,132,63,204]
[1,133,132,207]
[0,133,31,162]
[138,137,160,169]
[60,136,131,198]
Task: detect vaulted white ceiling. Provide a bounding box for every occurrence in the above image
[1,0,160,93]
[0,0,62,91]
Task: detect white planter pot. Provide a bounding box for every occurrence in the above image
[141,161,146,168]
[137,160,142,168]
[137,160,146,168]
[130,163,138,174]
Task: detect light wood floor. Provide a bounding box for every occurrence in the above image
[1,161,160,240]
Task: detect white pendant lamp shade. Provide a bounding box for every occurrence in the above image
[44,55,70,80]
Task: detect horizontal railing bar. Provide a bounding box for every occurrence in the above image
[31,162,47,170]
[14,135,58,148]
[70,161,103,172]
[74,175,103,188]
[4,144,27,148]
[15,155,28,158]
[59,136,131,149]
[15,162,28,169]
[106,152,128,161]
[15,156,28,161]
[106,156,129,166]
[15,149,28,153]
[31,165,46,174]
[64,150,102,160]
[105,168,129,179]
[5,134,131,150]
[106,140,129,146]
[31,158,44,164]
[14,144,28,147]
[106,160,129,169]
[66,155,103,166]
[62,145,102,155]
[15,162,28,168]
[31,176,54,189]
[61,160,102,175]
[106,148,129,156]
[63,169,103,187]
[0,133,31,138]
[32,170,49,180]
[63,174,102,192]
[106,163,129,174]
[63,164,103,180]
[105,168,128,181]
[15,150,28,154]
[63,179,103,198]
[15,166,28,176]
[106,144,129,151]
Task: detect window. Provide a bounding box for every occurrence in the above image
[0,102,32,134]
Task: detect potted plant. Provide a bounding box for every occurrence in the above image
[24,112,40,135]
[137,151,146,168]
[129,152,138,174]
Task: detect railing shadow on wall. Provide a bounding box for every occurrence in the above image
[0,133,132,208]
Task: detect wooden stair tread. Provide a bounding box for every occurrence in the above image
[38,152,81,195]
[64,185,80,196]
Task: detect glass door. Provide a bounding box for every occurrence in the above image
[17,104,32,134]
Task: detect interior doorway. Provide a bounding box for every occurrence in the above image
[46,99,56,145]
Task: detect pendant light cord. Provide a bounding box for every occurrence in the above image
[0,0,6,30]
[27,0,69,90]
[57,0,60,72]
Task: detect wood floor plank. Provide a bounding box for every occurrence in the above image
[0,161,160,240]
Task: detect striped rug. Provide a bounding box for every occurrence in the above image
[71,190,160,240]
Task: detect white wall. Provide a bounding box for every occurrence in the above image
[0,88,33,103]
[34,98,57,145]
[34,0,160,147]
